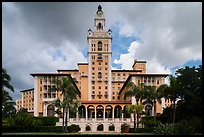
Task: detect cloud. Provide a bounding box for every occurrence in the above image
[2,2,202,102]
[113,2,201,73]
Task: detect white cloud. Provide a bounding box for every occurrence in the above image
[114,41,171,74]
[114,41,140,70]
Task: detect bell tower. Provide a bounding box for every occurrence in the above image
[87,5,112,101]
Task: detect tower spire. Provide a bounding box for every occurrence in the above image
[98,5,102,11]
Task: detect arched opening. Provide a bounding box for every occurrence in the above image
[145,105,152,116]
[47,104,54,116]
[96,105,104,118]
[114,105,122,118]
[98,72,102,79]
[109,124,115,131]
[97,23,103,30]
[123,105,131,118]
[87,105,95,118]
[78,105,86,118]
[85,124,91,131]
[105,105,113,118]
[97,123,104,131]
[98,41,102,51]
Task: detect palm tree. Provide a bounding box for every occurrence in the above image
[126,104,144,131]
[157,75,180,123]
[124,82,146,105]
[2,68,15,119]
[2,68,14,92]
[49,76,80,132]
[124,82,146,131]
[144,85,164,117]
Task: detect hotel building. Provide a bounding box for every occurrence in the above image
[16,5,169,132]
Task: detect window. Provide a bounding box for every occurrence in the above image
[99,86,101,89]
[105,68,108,70]
[105,96,108,99]
[157,80,160,84]
[98,81,102,85]
[112,96,115,99]
[98,41,102,51]
[105,86,108,90]
[112,87,115,90]
[98,62,101,65]
[92,62,95,65]
[105,44,109,51]
[92,55,95,60]
[152,80,155,83]
[92,73,95,75]
[92,67,95,70]
[98,53,102,60]
[105,62,108,65]
[118,87,121,90]
[92,86,95,89]
[92,91,95,94]
[98,96,101,99]
[118,74,120,76]
[92,81,95,84]
[113,92,115,95]
[104,55,108,60]
[98,72,102,78]
[138,80,140,84]
[98,67,102,71]
[92,96,95,99]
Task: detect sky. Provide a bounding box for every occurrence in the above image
[2,2,202,102]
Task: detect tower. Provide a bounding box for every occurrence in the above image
[87,5,112,101]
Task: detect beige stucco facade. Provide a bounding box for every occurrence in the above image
[16,5,170,132]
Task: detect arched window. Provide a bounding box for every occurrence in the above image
[47,104,54,116]
[145,105,152,116]
[98,41,102,51]
[97,23,103,30]
[98,72,102,79]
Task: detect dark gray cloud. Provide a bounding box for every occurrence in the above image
[2,2,202,102]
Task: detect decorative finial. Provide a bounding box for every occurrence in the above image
[98,5,102,11]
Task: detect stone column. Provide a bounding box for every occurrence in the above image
[103,107,105,120]
[95,107,97,121]
[112,107,114,121]
[85,106,88,121]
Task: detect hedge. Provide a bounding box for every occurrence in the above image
[2,125,80,133]
[129,128,153,133]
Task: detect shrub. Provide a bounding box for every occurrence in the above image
[97,124,104,131]
[121,123,130,133]
[85,125,91,131]
[36,117,59,126]
[129,128,153,133]
[109,125,115,131]
[153,121,197,135]
[67,124,81,133]
[141,116,161,128]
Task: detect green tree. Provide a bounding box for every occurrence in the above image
[144,85,165,117]
[124,82,146,105]
[126,104,144,131]
[157,75,181,123]
[2,68,15,119]
[49,76,81,133]
[124,82,146,131]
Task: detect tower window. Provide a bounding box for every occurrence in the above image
[98,41,102,51]
[98,72,102,78]
[97,23,103,30]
